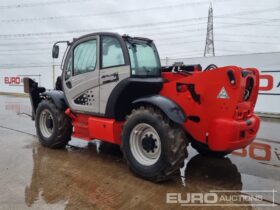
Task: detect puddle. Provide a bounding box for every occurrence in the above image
[0,95,279,209]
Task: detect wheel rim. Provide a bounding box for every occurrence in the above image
[39,109,54,138]
[129,123,161,166]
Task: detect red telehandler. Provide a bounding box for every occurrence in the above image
[24,32,260,181]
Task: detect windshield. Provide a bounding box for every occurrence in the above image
[126,40,161,77]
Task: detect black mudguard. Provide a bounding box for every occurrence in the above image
[132,95,186,125]
[23,78,67,120]
[41,91,68,111]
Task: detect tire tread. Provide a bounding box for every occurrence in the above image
[122,106,188,182]
[36,100,72,149]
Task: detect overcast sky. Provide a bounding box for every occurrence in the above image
[0,0,280,69]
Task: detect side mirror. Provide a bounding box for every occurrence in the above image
[52,45,59,58]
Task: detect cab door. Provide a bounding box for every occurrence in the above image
[62,35,100,114]
[99,35,130,114]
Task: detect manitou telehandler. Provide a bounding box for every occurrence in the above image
[24,32,260,182]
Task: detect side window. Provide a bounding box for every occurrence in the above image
[102,36,125,68]
[64,56,72,80]
[73,39,97,76]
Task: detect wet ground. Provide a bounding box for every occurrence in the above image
[0,95,279,210]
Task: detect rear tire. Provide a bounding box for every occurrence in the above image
[121,106,188,182]
[191,140,231,158]
[35,100,72,149]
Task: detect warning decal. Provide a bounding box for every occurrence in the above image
[217,87,229,99]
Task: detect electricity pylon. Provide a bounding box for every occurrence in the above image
[204,3,215,57]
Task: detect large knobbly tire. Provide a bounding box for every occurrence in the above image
[35,100,72,149]
[191,140,231,158]
[121,106,188,182]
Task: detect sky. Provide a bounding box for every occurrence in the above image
[0,0,280,69]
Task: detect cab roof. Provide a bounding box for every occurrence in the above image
[72,32,153,44]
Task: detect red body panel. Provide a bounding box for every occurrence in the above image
[208,115,260,151]
[160,66,260,151]
[66,65,260,152]
[65,109,123,144]
[88,117,123,144]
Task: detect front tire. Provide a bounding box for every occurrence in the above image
[122,106,188,182]
[35,100,72,149]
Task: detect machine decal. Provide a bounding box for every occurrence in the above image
[217,87,229,99]
[74,90,95,106]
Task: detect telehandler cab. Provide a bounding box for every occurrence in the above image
[24,32,260,181]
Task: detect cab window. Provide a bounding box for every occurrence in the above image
[102,36,125,68]
[64,57,72,80]
[126,41,160,77]
[73,39,97,76]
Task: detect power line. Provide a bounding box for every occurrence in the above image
[213,19,280,32]
[0,52,50,56]
[215,39,279,45]
[159,50,203,57]
[150,19,280,44]
[150,30,280,43]
[0,65,57,69]
[0,19,209,39]
[0,48,50,52]
[0,33,204,46]
[157,38,280,49]
[0,41,53,46]
[216,33,280,39]
[0,5,280,37]
[1,14,279,41]
[0,62,59,65]
[0,33,73,40]
[216,6,280,17]
[216,16,280,21]
[0,25,207,42]
[0,65,58,69]
[215,21,280,27]
[0,15,279,55]
[155,34,205,42]
[0,0,93,10]
[157,40,203,46]
[0,33,207,46]
[129,21,207,32]
[0,32,278,52]
[214,19,280,28]
[0,0,230,23]
[135,18,280,37]
[1,3,278,24]
[0,6,279,40]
